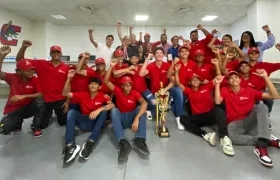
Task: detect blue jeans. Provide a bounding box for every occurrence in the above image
[65,109,107,144]
[141,90,156,117]
[169,86,185,117]
[69,104,80,112]
[111,106,146,142]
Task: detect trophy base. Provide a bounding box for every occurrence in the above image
[157,127,170,138]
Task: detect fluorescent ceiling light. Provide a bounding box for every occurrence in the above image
[51,15,67,20]
[201,15,217,21]
[135,15,148,21]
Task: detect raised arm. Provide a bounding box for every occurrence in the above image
[113,65,135,77]
[16,40,32,62]
[104,60,118,91]
[62,70,75,98]
[253,69,279,99]
[214,76,225,104]
[116,22,123,42]
[139,53,153,77]
[211,58,221,76]
[0,46,11,80]
[167,57,179,78]
[75,53,90,76]
[229,42,245,60]
[259,25,275,51]
[88,29,98,48]
[174,64,185,91]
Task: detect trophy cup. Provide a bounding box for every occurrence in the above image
[155,82,170,138]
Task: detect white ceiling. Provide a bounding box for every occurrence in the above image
[0,0,254,26]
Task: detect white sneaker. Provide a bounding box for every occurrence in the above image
[220,136,235,156]
[203,132,216,146]
[176,117,185,130]
[146,110,153,121]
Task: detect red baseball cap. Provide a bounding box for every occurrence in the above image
[16,60,34,71]
[189,73,201,81]
[121,76,133,85]
[227,71,240,79]
[144,33,150,37]
[248,47,260,54]
[50,45,62,53]
[95,58,105,64]
[237,60,250,69]
[114,49,124,57]
[194,49,205,56]
[68,64,76,70]
[178,46,190,52]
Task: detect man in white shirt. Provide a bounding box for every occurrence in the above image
[88,29,114,69]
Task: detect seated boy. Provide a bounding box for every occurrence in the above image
[62,70,114,165]
[0,46,43,137]
[104,60,149,162]
[215,70,280,167]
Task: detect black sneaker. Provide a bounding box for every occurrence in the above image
[62,144,80,165]
[133,137,150,156]
[118,139,132,161]
[79,140,95,160]
[13,119,23,134]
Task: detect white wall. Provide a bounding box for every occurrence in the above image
[230,17,248,42]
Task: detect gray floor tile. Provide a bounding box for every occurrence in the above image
[0,99,279,180]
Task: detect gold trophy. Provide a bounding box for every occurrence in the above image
[155,82,170,138]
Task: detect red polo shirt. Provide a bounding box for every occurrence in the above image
[174,60,196,86]
[142,41,161,52]
[26,59,69,102]
[147,61,171,93]
[3,73,42,115]
[112,63,129,86]
[194,63,215,81]
[72,92,110,115]
[249,62,280,90]
[130,65,148,94]
[189,34,213,61]
[113,86,142,112]
[221,87,262,124]
[71,67,98,92]
[183,82,215,115]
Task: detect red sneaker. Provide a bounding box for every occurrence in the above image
[269,139,280,148]
[33,130,43,138]
[254,147,273,167]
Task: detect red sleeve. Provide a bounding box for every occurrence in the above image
[33,77,42,93]
[262,63,280,76]
[204,81,215,90]
[72,92,84,104]
[113,85,122,95]
[183,87,191,97]
[103,94,111,103]
[201,34,213,46]
[87,68,97,78]
[220,79,228,87]
[252,88,263,101]
[26,59,47,69]
[146,63,152,73]
[134,91,142,101]
[2,73,15,85]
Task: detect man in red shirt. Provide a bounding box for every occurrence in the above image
[174,66,235,155]
[105,61,149,162]
[68,52,98,111]
[0,46,43,137]
[16,40,69,129]
[215,70,280,167]
[62,70,114,164]
[142,33,161,52]
[189,24,213,61]
[247,47,280,117]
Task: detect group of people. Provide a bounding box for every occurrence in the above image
[0,23,280,168]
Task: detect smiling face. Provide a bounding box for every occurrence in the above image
[130,56,139,65]
[88,82,100,92]
[239,63,250,74]
[189,77,201,87]
[50,50,62,61]
[17,69,34,79]
[248,51,260,61]
[195,54,204,62]
[228,74,241,87]
[121,82,132,94]
[179,48,189,59]
[154,49,164,61]
[222,36,232,46]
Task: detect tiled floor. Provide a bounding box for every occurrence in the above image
[0,99,279,180]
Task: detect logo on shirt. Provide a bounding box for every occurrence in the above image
[127,100,134,103]
[239,96,249,100]
[95,102,102,105]
[58,69,66,74]
[25,85,34,89]
[200,90,207,94]
[200,69,207,72]
[187,69,192,71]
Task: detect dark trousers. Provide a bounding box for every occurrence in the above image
[180,106,228,138]
[41,99,67,129]
[0,98,44,134]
